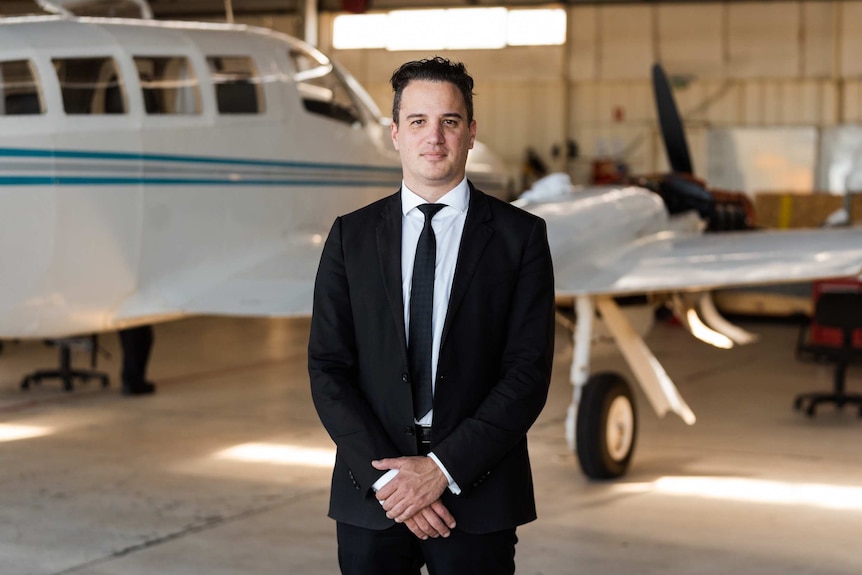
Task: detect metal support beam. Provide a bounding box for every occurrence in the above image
[596,296,696,424]
[303,0,318,46]
[224,0,234,22]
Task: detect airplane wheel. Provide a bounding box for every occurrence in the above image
[576,372,637,480]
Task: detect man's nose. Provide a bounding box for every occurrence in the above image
[426,124,444,143]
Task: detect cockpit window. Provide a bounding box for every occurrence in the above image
[134,56,201,115]
[288,47,362,126]
[0,60,43,116]
[206,56,265,115]
[53,57,126,115]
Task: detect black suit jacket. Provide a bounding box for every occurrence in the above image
[308,183,555,534]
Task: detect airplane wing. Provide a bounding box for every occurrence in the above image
[114,236,322,324]
[179,244,320,317]
[528,197,862,297]
[113,184,862,324]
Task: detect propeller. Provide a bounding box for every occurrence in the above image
[646,63,711,220]
[648,63,752,230]
[652,63,693,175]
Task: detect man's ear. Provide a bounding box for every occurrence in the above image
[390,121,400,150]
[469,119,477,149]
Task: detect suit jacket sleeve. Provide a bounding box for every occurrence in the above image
[308,216,400,491]
[433,216,555,490]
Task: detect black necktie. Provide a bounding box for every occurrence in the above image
[409,203,445,420]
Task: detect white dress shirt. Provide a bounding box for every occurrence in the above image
[372,178,469,496]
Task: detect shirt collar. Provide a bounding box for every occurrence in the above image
[401,178,469,217]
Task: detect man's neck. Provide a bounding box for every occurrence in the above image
[404,178,465,203]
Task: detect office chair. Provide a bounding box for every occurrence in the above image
[20,335,110,392]
[794,290,862,417]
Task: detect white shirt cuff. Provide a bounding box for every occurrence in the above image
[371,469,399,493]
[428,451,461,495]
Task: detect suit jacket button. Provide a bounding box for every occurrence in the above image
[348,470,360,489]
[404,426,415,436]
[401,372,409,383]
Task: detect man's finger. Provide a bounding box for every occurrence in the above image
[371,458,405,471]
[375,481,398,501]
[409,513,434,539]
[403,516,429,540]
[419,505,451,538]
[383,490,414,519]
[389,501,416,523]
[429,500,457,529]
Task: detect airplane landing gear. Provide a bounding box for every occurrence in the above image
[576,372,637,479]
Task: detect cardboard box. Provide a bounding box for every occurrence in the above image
[754,192,862,229]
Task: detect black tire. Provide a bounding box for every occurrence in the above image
[576,372,638,480]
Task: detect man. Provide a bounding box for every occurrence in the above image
[308,57,555,575]
[118,325,156,395]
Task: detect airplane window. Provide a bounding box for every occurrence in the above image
[206,56,265,115]
[0,60,43,115]
[53,57,126,115]
[287,48,361,127]
[134,56,201,115]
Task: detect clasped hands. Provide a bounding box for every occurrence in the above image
[372,456,455,540]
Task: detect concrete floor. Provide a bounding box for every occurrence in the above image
[0,315,860,575]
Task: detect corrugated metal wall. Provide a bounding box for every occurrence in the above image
[317,1,862,191]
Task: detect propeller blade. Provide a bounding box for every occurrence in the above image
[652,63,693,175]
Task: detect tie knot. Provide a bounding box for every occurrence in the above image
[418,203,445,220]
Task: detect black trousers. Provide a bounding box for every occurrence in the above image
[118,325,153,387]
[336,521,517,575]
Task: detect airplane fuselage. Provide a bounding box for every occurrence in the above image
[0,16,509,337]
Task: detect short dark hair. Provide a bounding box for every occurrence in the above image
[390,57,474,125]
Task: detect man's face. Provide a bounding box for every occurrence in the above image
[390,79,476,200]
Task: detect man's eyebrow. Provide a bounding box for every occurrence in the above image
[404,112,464,119]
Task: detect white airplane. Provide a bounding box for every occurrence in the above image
[0,7,509,387]
[1,5,861,479]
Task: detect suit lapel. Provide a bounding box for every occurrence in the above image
[441,185,493,347]
[376,191,409,361]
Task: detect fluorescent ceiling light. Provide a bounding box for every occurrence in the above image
[386,10,449,51]
[445,8,507,50]
[507,8,567,46]
[387,8,506,50]
[333,13,387,49]
[335,8,559,51]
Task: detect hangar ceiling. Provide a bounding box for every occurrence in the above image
[141,0,735,17]
[0,0,768,20]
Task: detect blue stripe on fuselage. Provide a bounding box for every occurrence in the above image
[0,176,398,186]
[0,148,401,175]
